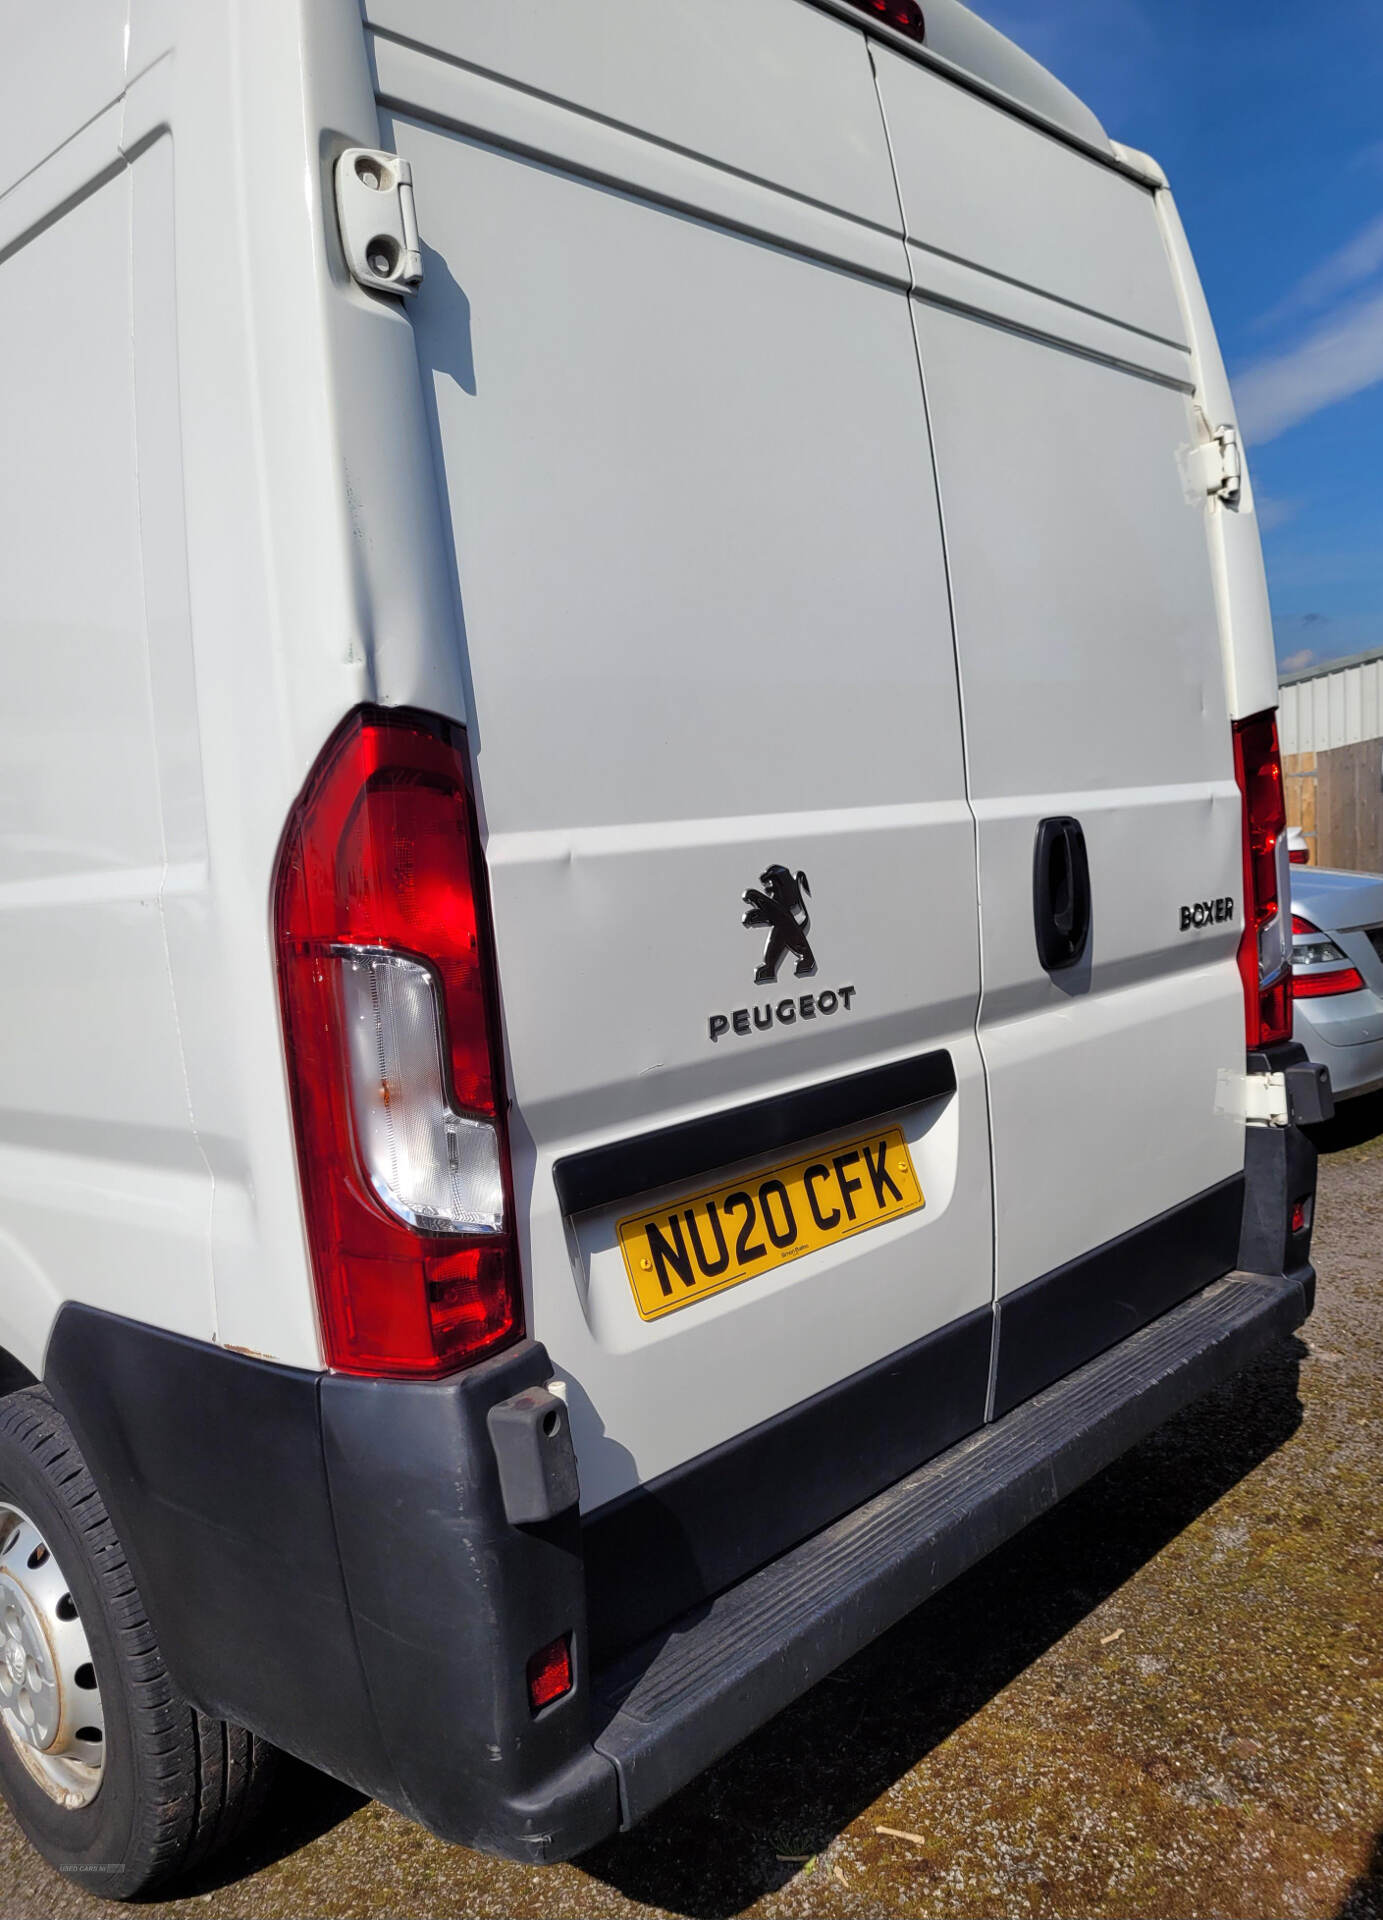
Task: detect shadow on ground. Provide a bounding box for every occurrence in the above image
[168,1759,366,1901]
[1339,1828,1383,1920]
[577,1336,1306,1919]
[1307,1087,1383,1157]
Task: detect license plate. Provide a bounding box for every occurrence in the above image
[617,1125,924,1321]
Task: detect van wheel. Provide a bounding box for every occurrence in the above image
[0,1386,275,1899]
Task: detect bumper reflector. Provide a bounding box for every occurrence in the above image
[527,1636,573,1714]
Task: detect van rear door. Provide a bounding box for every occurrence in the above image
[873,50,1246,1416]
[368,0,995,1588]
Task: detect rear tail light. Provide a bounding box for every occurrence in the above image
[273,707,520,1377]
[1293,966,1366,999]
[844,0,925,40]
[1291,915,1366,998]
[1289,847,1309,865]
[1232,712,1292,1049]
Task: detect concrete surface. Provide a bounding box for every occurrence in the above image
[3,1108,1381,1919]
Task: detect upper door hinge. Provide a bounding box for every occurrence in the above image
[1188,419,1242,505]
[334,148,422,298]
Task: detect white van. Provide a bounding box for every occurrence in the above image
[0,0,1331,1895]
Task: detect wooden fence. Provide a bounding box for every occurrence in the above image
[1284,740,1383,873]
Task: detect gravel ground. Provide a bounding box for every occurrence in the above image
[3,1110,1381,1920]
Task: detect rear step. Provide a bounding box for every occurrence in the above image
[592,1266,1312,1826]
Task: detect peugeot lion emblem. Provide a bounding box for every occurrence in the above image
[742,865,815,983]
[706,863,855,1042]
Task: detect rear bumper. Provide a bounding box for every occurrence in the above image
[591,1263,1312,1826]
[42,1131,1317,1863]
[1293,1007,1383,1100]
[44,1312,619,1860]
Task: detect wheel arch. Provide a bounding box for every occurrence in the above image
[0,1347,37,1397]
[0,1226,62,1387]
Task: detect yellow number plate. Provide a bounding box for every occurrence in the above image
[617,1125,923,1321]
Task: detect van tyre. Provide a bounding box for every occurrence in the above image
[0,1386,275,1899]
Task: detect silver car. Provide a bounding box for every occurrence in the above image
[1290,862,1383,1099]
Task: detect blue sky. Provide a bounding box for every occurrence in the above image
[982,0,1383,676]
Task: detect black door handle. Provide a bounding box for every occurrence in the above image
[1033,816,1090,972]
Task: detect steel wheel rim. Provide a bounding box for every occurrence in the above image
[0,1502,105,1807]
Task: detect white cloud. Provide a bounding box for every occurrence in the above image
[1253,495,1299,533]
[1235,286,1383,444]
[1260,211,1383,330]
[1279,648,1316,672]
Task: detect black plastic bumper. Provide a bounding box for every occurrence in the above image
[41,1107,1317,1862]
[44,1314,618,1859]
[1239,1043,1323,1278]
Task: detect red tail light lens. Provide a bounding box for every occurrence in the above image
[274,707,520,1377]
[527,1636,573,1713]
[1289,847,1309,865]
[1232,712,1292,1049]
[845,0,925,40]
[1293,966,1365,999]
[1290,916,1364,997]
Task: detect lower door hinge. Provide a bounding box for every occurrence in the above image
[1243,1071,1290,1126]
[334,147,422,298]
[1218,1068,1290,1127]
[1188,418,1243,505]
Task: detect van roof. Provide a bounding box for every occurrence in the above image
[808,0,1114,162]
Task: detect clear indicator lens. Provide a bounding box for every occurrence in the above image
[339,949,503,1235]
[1260,829,1292,986]
[1293,932,1348,969]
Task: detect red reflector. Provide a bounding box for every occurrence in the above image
[1293,965,1366,1000]
[273,707,520,1378]
[1289,848,1309,864]
[844,0,925,40]
[1290,1198,1309,1236]
[1233,713,1293,1049]
[527,1636,572,1713]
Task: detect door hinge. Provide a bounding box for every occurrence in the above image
[334,147,422,298]
[1217,1067,1291,1126]
[1188,420,1242,505]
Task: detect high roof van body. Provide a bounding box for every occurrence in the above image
[0,0,1326,1892]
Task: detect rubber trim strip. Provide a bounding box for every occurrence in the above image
[583,1300,991,1662]
[992,1172,1245,1418]
[553,1049,956,1218]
